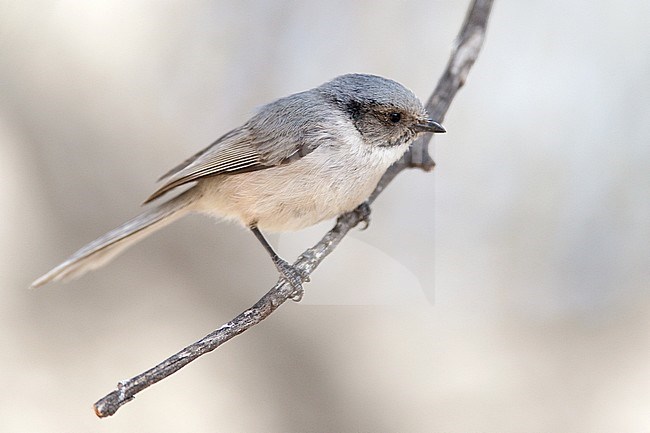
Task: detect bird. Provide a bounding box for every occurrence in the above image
[31,73,445,299]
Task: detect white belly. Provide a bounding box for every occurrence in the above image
[194,137,409,231]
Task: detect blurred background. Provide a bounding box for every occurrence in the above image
[1,1,649,431]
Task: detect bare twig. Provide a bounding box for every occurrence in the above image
[93,0,493,418]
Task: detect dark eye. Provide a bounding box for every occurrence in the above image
[389,112,401,123]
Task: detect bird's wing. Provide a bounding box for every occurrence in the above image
[144,113,326,204]
[155,128,243,182]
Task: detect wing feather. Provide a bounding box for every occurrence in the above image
[144,133,264,203]
[144,90,334,204]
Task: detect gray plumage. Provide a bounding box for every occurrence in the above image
[32,73,444,288]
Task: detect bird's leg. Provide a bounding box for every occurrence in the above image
[250,226,305,301]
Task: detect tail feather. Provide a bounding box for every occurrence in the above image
[31,189,196,288]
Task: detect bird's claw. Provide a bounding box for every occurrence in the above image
[355,202,372,230]
[273,257,306,302]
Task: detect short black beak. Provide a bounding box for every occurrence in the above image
[414,119,446,133]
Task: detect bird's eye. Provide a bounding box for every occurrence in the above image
[389,112,401,123]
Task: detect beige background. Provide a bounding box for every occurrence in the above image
[1,1,649,432]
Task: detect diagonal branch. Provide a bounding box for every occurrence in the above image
[93,0,494,418]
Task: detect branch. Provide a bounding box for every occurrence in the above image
[93,0,494,418]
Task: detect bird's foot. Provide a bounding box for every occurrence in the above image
[354,202,372,230]
[273,257,307,302]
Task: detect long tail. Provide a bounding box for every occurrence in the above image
[31,188,197,288]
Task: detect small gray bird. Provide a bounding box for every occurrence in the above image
[31,74,445,298]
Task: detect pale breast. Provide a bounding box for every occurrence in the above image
[195,130,409,232]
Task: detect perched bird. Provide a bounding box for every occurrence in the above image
[31,73,445,298]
